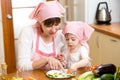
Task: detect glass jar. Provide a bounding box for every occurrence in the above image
[1,63,9,80]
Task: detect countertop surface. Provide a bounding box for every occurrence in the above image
[0,68,87,80]
[90,22,120,39]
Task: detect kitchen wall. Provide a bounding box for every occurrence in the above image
[0,1,5,73]
[60,0,85,22]
[12,0,45,64]
[61,0,120,24]
[86,0,120,23]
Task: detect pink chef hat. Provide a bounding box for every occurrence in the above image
[29,0,65,23]
[62,21,94,51]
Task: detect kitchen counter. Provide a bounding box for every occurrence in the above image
[90,22,120,39]
[89,22,120,66]
[0,68,87,80]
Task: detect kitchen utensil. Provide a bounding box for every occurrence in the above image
[95,2,111,24]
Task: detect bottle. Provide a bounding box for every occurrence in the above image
[1,63,9,80]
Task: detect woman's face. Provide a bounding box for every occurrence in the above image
[40,18,61,37]
[65,33,80,50]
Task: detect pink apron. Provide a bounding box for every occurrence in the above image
[32,27,56,70]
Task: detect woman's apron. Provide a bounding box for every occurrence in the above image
[32,27,56,70]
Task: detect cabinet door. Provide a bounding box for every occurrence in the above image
[99,33,120,66]
[88,31,101,65]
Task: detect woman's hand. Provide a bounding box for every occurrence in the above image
[47,57,64,70]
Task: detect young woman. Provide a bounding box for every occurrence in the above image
[17,1,66,71]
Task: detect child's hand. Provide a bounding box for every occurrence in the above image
[67,65,77,73]
[67,68,76,74]
[57,53,64,61]
[56,53,66,67]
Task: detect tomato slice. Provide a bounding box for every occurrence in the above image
[88,64,99,71]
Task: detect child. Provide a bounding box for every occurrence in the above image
[62,21,94,73]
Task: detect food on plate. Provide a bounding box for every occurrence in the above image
[46,69,75,78]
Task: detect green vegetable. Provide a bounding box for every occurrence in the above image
[71,78,77,80]
[77,71,94,80]
[93,77,101,80]
[93,64,116,77]
[114,66,120,80]
[47,74,54,78]
[114,72,119,80]
[100,74,114,80]
[11,77,23,80]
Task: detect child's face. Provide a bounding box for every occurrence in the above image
[65,33,80,50]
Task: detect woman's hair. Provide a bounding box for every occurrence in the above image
[44,17,61,27]
[40,17,61,32]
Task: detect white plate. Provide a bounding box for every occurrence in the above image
[46,69,75,79]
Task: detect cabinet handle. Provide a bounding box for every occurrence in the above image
[6,14,12,19]
[110,39,118,42]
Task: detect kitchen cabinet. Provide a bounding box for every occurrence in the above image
[99,32,120,66]
[88,31,120,66]
[88,31,100,65]
[88,31,101,65]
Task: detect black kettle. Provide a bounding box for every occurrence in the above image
[96,2,111,24]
